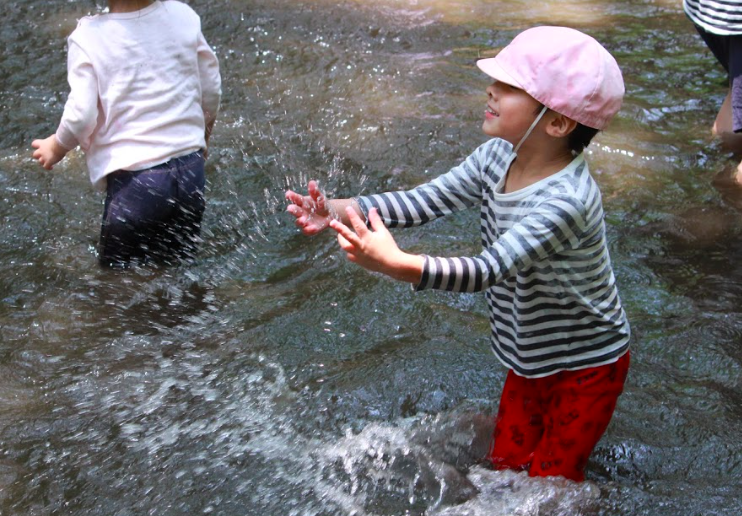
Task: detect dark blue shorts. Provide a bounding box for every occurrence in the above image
[98,151,206,267]
[695,25,742,133]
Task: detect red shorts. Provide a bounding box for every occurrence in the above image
[488,351,630,482]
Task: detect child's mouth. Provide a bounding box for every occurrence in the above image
[485,106,498,117]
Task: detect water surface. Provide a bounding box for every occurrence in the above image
[2,0,742,514]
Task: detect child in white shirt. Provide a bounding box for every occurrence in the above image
[31,0,221,266]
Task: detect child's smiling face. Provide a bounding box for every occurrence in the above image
[482,81,544,145]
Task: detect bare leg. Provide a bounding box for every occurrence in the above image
[735,162,742,186]
[713,91,733,136]
[712,91,742,185]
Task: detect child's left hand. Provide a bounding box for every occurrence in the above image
[329,206,424,284]
[31,134,68,170]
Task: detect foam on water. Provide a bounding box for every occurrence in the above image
[4,0,742,515]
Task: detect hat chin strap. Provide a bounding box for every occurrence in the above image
[513,105,548,154]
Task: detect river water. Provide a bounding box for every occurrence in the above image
[1,0,742,514]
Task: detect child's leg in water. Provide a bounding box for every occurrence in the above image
[98,151,205,267]
[488,352,630,482]
[698,27,742,185]
[713,92,742,185]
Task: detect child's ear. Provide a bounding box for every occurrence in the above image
[546,113,578,138]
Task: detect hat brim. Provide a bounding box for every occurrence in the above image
[476,58,522,89]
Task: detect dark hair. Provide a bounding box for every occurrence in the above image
[532,105,600,154]
[567,123,600,154]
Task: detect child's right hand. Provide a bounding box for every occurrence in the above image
[31,134,68,170]
[285,180,333,235]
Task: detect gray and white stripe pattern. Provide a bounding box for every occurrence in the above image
[684,0,742,36]
[357,138,630,378]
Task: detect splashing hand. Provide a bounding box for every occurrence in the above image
[285,180,333,235]
[31,134,68,170]
[329,207,424,284]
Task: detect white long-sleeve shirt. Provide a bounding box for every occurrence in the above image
[358,138,630,378]
[55,0,221,190]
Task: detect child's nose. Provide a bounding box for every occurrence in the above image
[486,82,498,99]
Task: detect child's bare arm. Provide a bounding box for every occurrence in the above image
[31,134,70,170]
[285,180,364,235]
[285,181,423,283]
[329,206,424,284]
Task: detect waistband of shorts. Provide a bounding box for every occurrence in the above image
[111,150,204,177]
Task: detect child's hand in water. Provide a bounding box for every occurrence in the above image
[285,180,333,235]
[31,134,68,170]
[330,207,424,284]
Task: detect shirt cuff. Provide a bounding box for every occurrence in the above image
[413,255,431,291]
[55,123,78,151]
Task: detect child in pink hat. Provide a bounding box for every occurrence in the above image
[285,26,630,482]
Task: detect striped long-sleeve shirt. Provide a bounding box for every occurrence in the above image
[684,0,742,35]
[357,138,630,378]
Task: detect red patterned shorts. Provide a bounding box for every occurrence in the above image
[488,351,630,481]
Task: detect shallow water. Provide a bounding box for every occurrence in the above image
[2,0,742,514]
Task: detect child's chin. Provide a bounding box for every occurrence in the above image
[481,124,501,139]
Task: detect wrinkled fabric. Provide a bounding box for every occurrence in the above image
[99,151,205,267]
[488,351,630,481]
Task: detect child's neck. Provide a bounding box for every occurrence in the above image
[108,0,154,13]
[503,144,574,194]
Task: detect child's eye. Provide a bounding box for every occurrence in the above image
[499,82,516,92]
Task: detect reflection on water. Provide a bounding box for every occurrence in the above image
[2,0,742,514]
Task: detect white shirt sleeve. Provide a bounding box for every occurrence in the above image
[197,32,221,128]
[55,40,99,151]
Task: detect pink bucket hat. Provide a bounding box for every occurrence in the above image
[476,26,624,130]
